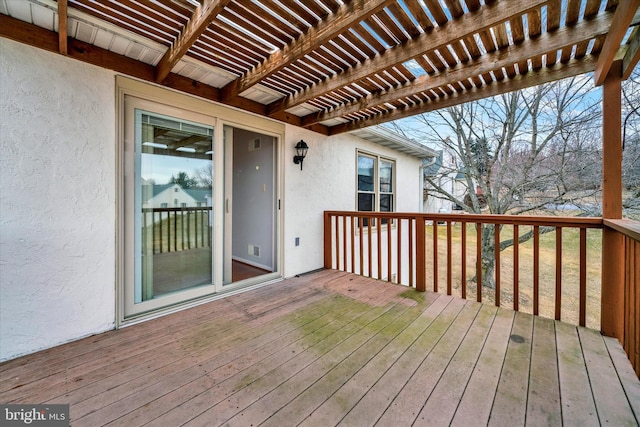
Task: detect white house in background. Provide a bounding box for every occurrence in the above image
[0,37,438,361]
[422,149,468,214]
[141,183,210,209]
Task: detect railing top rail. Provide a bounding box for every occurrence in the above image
[603,219,640,241]
[324,211,603,228]
[143,207,213,212]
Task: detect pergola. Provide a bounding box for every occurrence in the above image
[1,0,639,371]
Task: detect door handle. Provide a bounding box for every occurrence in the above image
[226,198,229,213]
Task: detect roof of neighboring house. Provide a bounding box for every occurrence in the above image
[141,183,210,203]
[350,126,439,159]
[184,188,211,203]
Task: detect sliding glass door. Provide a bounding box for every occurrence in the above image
[122,95,281,319]
[124,97,217,317]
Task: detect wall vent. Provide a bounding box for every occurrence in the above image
[249,138,261,151]
[248,244,261,257]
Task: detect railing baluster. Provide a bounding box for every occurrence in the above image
[461,221,467,299]
[409,218,414,288]
[335,215,340,270]
[387,217,392,281]
[514,224,519,312]
[173,211,177,252]
[495,223,501,307]
[368,216,373,278]
[342,215,347,271]
[359,216,363,276]
[579,227,587,326]
[433,221,438,293]
[447,221,452,295]
[533,225,540,316]
[377,216,382,280]
[350,216,355,273]
[160,210,163,253]
[397,218,402,284]
[555,227,563,321]
[416,216,426,292]
[476,223,482,303]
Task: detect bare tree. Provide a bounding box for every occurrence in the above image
[388,76,602,288]
[623,69,640,219]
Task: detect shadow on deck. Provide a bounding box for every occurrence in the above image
[1,270,638,426]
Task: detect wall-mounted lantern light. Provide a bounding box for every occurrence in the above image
[293,140,309,170]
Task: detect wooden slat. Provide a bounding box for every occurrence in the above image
[580,327,639,424]
[594,0,640,85]
[156,0,232,82]
[351,216,355,272]
[477,223,482,302]
[450,308,514,426]
[322,212,332,269]
[409,219,414,287]
[623,26,640,80]
[488,312,533,426]
[387,218,392,280]
[58,0,68,55]
[526,316,561,423]
[416,217,426,292]
[397,218,402,284]
[556,227,562,320]
[368,216,373,278]
[555,321,600,425]
[461,222,467,299]
[495,224,501,307]
[580,228,587,326]
[433,221,439,292]
[514,224,520,311]
[447,221,452,295]
[342,215,347,271]
[270,0,552,114]
[377,216,382,279]
[534,225,540,316]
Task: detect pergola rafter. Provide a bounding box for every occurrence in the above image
[0,0,638,134]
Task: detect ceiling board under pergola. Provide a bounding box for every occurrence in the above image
[1,0,638,136]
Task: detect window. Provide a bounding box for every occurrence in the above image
[181,202,187,208]
[160,202,168,208]
[357,152,395,225]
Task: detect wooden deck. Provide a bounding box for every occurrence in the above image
[1,270,638,426]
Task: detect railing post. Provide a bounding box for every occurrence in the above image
[324,211,332,269]
[416,215,426,292]
[601,61,624,339]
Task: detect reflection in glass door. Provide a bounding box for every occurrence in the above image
[127,106,215,315]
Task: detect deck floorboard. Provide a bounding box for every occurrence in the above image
[1,270,638,426]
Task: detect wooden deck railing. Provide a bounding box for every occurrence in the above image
[603,219,640,376]
[324,211,604,325]
[142,207,212,254]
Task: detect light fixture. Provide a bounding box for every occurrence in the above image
[293,140,308,170]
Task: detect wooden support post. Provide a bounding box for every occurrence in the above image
[601,61,625,339]
[324,212,332,269]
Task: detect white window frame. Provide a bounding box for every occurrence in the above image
[356,150,396,225]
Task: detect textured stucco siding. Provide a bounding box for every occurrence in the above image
[283,125,423,278]
[0,39,116,361]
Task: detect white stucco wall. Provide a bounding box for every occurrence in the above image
[0,39,116,361]
[283,125,423,277]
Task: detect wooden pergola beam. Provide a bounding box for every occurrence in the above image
[623,26,640,80]
[58,0,67,55]
[267,0,550,116]
[220,0,395,102]
[327,55,598,135]
[0,14,329,135]
[303,14,613,127]
[593,0,639,86]
[155,0,231,83]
